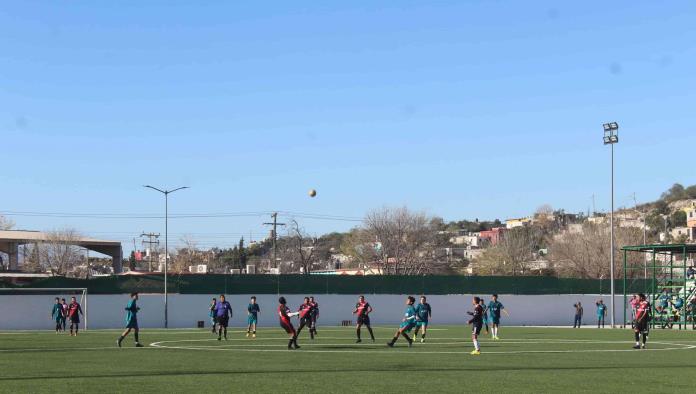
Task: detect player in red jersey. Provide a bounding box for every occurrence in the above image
[278,297,300,350]
[295,297,315,340]
[633,293,650,349]
[67,296,83,336]
[353,295,375,343]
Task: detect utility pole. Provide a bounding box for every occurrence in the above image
[263,213,286,271]
[140,232,161,272]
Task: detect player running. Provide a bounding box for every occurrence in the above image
[353,295,375,343]
[278,297,300,350]
[67,296,83,336]
[295,297,315,340]
[413,296,432,343]
[209,297,217,334]
[467,296,484,355]
[386,296,417,348]
[117,292,143,348]
[633,293,650,349]
[488,294,509,340]
[309,296,319,337]
[215,295,233,341]
[246,296,260,338]
[51,297,63,333]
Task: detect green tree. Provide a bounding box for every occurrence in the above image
[661,183,687,202]
[686,184,696,199]
[671,210,687,227]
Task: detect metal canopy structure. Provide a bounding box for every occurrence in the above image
[621,243,696,330]
[0,230,123,273]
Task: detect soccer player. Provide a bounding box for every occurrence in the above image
[246,296,260,338]
[278,297,300,350]
[386,296,417,348]
[309,296,319,337]
[488,294,508,340]
[353,295,375,343]
[573,302,583,328]
[117,292,143,348]
[209,297,217,334]
[67,296,83,336]
[633,293,650,349]
[467,296,484,355]
[295,297,314,340]
[596,299,607,328]
[215,295,233,341]
[51,297,63,333]
[413,296,432,343]
[480,298,490,334]
[60,298,68,332]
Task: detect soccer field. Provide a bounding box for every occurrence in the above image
[1,326,695,393]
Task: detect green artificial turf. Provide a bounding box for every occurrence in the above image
[1,326,695,393]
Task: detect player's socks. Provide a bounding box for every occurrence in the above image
[288,339,294,349]
[401,332,412,347]
[293,337,300,349]
[367,326,375,341]
[356,328,361,341]
[117,336,123,347]
[134,332,139,343]
[223,328,227,340]
[473,339,480,351]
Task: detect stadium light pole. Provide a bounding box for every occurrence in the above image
[603,122,619,328]
[144,185,189,329]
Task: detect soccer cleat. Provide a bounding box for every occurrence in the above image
[294,344,301,349]
[633,345,641,349]
[117,338,122,348]
[387,342,394,347]
[217,337,222,341]
[407,339,413,348]
[420,338,425,343]
[356,339,362,343]
[246,332,250,338]
[135,343,144,348]
[471,350,481,356]
[252,334,256,339]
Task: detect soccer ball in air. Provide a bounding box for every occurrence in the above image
[309,189,317,198]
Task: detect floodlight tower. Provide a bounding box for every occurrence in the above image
[603,122,619,328]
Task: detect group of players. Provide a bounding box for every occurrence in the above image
[52,292,512,354]
[50,296,84,336]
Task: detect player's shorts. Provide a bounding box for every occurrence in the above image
[357,315,371,325]
[126,318,138,329]
[247,315,258,325]
[300,317,312,327]
[472,323,483,336]
[634,319,649,333]
[399,321,416,332]
[216,316,229,328]
[70,315,80,324]
[491,317,501,325]
[416,321,428,328]
[280,320,296,335]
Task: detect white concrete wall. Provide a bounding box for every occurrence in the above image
[0,293,631,330]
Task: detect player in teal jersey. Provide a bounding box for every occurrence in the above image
[209,297,217,334]
[51,297,63,333]
[488,294,509,340]
[479,298,490,335]
[117,293,143,348]
[246,296,260,338]
[387,296,417,348]
[413,296,432,343]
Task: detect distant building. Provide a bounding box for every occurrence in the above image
[480,227,506,246]
[685,205,696,228]
[670,227,695,242]
[506,218,532,229]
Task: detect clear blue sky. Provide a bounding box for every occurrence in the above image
[2,1,695,252]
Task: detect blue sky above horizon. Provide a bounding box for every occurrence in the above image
[2,1,695,252]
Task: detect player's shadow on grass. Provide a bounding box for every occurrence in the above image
[4,364,696,381]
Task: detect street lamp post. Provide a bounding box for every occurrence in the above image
[144,185,189,329]
[603,122,619,328]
